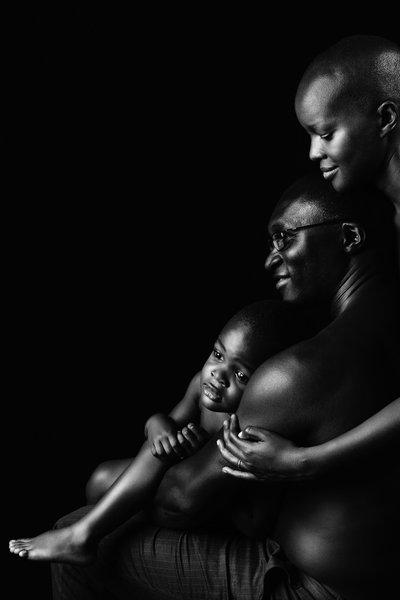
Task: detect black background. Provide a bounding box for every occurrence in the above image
[6,9,398,598]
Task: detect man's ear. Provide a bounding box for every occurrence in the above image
[341,222,366,254]
[377,101,398,137]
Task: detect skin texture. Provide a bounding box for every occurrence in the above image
[295,36,400,209]
[295,75,391,194]
[218,36,400,484]
[295,36,400,248]
[150,193,400,599]
[8,304,291,563]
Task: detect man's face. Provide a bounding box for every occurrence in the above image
[265,197,347,305]
[295,75,386,192]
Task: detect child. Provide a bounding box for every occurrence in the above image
[9,298,308,564]
[219,34,400,484]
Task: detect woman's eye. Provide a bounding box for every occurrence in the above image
[213,348,223,360]
[235,370,249,384]
[320,131,333,140]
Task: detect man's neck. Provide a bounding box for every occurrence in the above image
[330,261,385,318]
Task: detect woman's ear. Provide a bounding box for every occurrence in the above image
[377,101,398,137]
[341,222,366,254]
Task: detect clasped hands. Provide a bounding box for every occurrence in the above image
[147,414,209,463]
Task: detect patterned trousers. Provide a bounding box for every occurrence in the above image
[51,506,342,600]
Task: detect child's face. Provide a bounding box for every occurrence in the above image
[199,323,258,414]
[295,75,387,192]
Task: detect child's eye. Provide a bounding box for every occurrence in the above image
[235,370,249,385]
[213,348,223,360]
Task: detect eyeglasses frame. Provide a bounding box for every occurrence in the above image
[268,218,346,252]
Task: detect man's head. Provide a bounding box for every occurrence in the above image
[294,35,400,192]
[265,173,395,306]
[199,299,308,413]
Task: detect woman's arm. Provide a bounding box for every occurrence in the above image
[218,398,400,481]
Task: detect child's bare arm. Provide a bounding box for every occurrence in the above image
[144,372,209,461]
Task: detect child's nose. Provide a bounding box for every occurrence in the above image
[211,369,228,387]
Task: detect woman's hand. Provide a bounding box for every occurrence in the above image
[216,414,314,482]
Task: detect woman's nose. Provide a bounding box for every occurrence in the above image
[309,135,326,162]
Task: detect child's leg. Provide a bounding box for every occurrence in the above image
[86,458,132,504]
[9,442,171,564]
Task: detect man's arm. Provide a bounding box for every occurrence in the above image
[150,351,313,528]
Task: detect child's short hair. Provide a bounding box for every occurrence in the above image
[224,298,311,362]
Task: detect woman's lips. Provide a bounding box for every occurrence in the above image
[321,166,339,181]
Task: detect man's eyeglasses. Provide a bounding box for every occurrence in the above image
[268,219,344,252]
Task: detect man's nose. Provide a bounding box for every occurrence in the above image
[265,249,282,271]
[309,135,326,162]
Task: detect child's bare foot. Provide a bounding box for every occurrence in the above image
[9,527,95,564]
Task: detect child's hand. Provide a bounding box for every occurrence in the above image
[151,423,209,462]
[146,414,185,460]
[151,430,187,461]
[175,423,210,458]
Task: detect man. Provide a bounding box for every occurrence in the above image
[218,34,400,490]
[52,174,399,599]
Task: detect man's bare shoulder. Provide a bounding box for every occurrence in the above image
[237,334,333,440]
[251,333,331,394]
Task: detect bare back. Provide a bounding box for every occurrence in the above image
[270,286,400,599]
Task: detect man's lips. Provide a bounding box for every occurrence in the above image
[273,274,290,289]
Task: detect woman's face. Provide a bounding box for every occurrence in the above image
[295,75,387,192]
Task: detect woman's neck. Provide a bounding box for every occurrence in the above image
[376,142,400,208]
